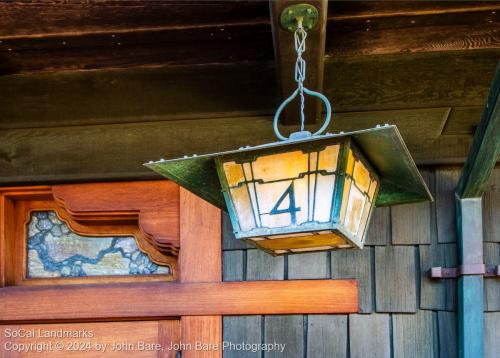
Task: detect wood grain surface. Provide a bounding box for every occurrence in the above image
[0,280,359,322]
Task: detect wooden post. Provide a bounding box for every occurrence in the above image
[180,188,222,358]
[456,198,484,358]
[455,65,499,357]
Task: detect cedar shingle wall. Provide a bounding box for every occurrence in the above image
[222,167,500,358]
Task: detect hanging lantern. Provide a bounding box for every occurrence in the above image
[146,125,431,255]
[145,5,432,255]
[215,135,379,254]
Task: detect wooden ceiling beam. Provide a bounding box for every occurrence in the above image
[0,109,491,185]
[270,0,328,125]
[0,50,497,129]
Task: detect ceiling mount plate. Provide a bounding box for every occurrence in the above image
[280,4,319,32]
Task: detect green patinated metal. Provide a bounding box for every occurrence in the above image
[280,4,319,32]
[145,125,433,211]
[456,64,500,199]
[453,65,499,358]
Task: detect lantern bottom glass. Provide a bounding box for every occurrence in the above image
[246,230,359,255]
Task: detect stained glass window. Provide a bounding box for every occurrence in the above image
[27,211,170,278]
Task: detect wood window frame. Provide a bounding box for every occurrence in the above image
[0,181,359,358]
[1,183,180,286]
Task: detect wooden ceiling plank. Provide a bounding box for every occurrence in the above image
[3,1,497,38]
[0,1,270,38]
[0,24,275,75]
[270,0,328,125]
[326,22,500,58]
[1,2,499,74]
[328,1,500,20]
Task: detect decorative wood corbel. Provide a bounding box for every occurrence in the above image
[52,181,180,256]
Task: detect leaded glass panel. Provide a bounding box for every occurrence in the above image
[222,144,341,233]
[27,211,170,278]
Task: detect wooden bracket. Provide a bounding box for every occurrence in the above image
[430,264,500,279]
[52,181,180,256]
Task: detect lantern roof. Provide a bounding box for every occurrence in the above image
[145,125,433,210]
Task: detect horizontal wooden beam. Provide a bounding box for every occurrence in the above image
[0,50,498,129]
[0,1,270,38]
[456,64,500,198]
[0,51,498,184]
[326,3,500,57]
[0,109,480,185]
[323,50,499,113]
[0,62,277,129]
[0,280,358,322]
[3,1,497,40]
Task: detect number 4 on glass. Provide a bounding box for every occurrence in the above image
[269,183,301,224]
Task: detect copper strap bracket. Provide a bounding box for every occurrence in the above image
[430,264,500,279]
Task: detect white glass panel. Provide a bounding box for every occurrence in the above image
[223,145,340,234]
[340,177,352,222]
[313,175,336,222]
[257,180,295,228]
[344,186,366,235]
[357,198,373,241]
[308,172,316,221]
[308,152,318,221]
[294,176,310,225]
[229,185,257,231]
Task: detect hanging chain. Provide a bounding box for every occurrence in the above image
[294,20,307,131]
[273,14,332,141]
